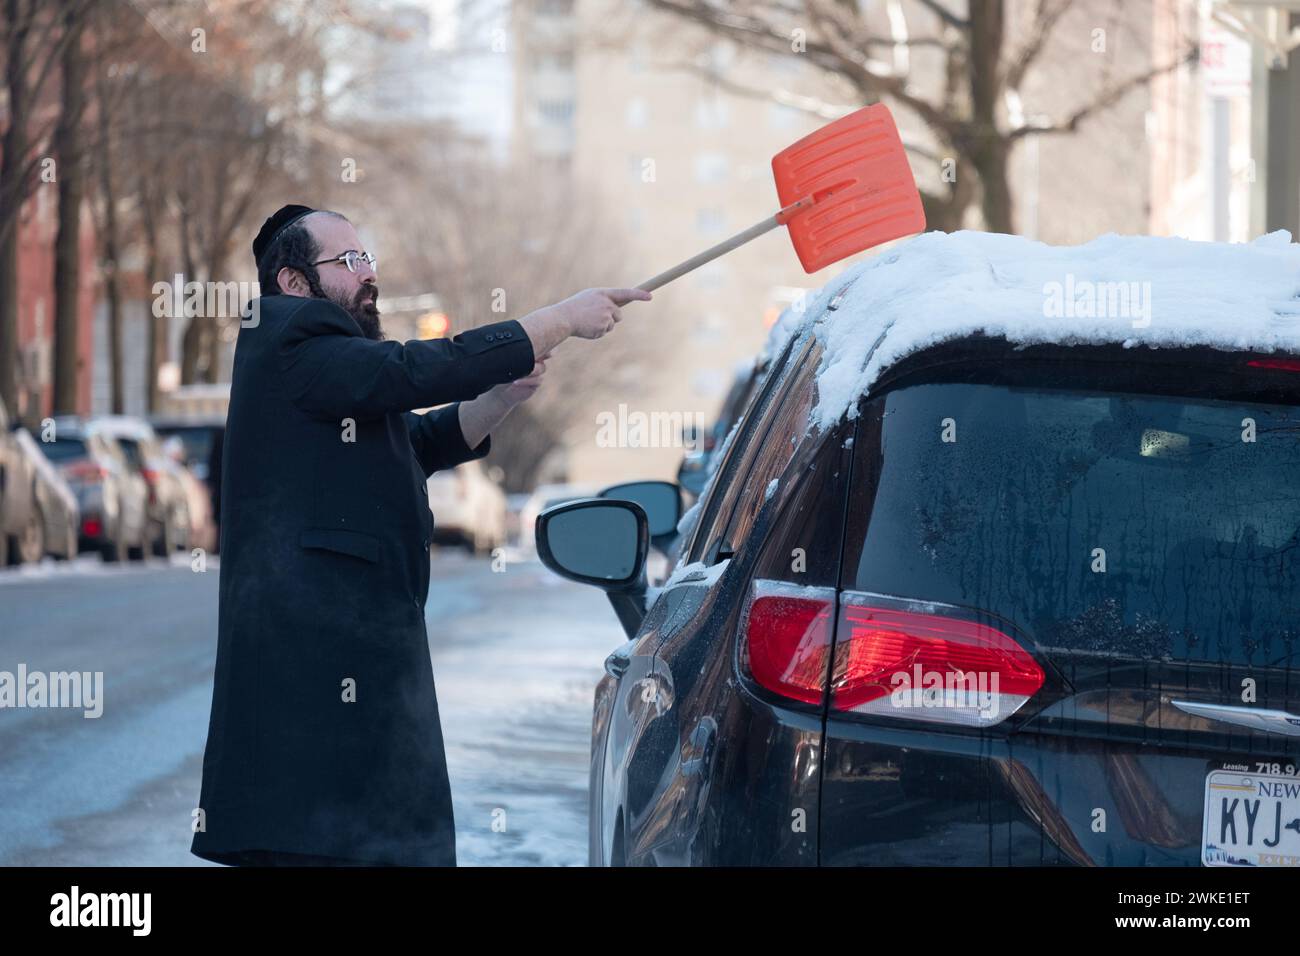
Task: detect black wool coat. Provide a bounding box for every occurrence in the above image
[190,294,534,866]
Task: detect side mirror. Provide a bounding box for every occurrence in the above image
[536,498,648,590]
[598,480,682,539]
[538,498,651,638]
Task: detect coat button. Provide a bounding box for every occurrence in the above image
[485,333,495,342]
[423,537,429,549]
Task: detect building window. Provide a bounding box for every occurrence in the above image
[693,261,730,289]
[625,97,648,128]
[696,94,729,129]
[537,98,575,126]
[767,102,800,130]
[695,208,726,235]
[629,39,647,73]
[538,50,575,71]
[692,311,725,343]
[694,152,729,184]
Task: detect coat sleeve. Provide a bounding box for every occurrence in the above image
[275,298,535,421]
[404,403,489,478]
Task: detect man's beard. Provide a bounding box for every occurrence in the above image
[308,276,384,341]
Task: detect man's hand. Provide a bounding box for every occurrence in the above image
[551,287,652,340]
[518,287,652,356]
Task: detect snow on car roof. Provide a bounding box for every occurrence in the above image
[782,229,1300,431]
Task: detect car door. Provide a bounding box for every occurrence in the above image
[614,330,844,864]
[587,331,809,865]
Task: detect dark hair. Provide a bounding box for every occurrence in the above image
[256,210,347,295]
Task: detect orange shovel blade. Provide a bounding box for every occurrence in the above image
[771,103,926,274]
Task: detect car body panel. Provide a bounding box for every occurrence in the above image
[12,427,79,559]
[568,312,1300,866]
[822,337,1300,867]
[45,420,149,557]
[425,459,507,552]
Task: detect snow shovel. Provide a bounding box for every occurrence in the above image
[636,103,926,292]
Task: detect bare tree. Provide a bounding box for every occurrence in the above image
[639,0,1197,233]
[50,0,88,415]
[369,130,666,490]
[0,0,93,415]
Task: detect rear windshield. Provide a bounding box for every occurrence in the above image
[155,426,214,465]
[115,438,143,468]
[40,437,88,462]
[847,382,1300,666]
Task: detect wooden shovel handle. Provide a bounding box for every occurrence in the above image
[635,196,816,293]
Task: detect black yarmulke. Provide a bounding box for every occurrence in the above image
[252,204,315,267]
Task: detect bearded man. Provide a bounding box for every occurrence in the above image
[191,204,649,865]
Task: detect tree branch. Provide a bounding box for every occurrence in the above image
[1003,0,1074,91]
[913,0,969,31]
[1009,45,1198,139]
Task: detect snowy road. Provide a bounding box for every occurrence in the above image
[0,549,618,866]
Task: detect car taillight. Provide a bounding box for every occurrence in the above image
[140,468,160,504]
[740,580,836,705]
[832,593,1044,727]
[1246,358,1300,372]
[64,461,106,482]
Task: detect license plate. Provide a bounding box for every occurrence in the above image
[1202,769,1300,866]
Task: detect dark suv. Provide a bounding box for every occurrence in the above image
[537,321,1300,867]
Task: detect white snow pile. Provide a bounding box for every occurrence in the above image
[793,229,1300,430]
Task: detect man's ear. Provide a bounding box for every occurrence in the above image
[277,266,311,297]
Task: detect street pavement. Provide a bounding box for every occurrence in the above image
[0,548,618,866]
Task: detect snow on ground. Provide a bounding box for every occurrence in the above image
[0,552,200,585]
[430,553,619,867]
[772,229,1300,431]
[0,550,618,867]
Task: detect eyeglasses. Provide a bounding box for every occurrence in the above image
[312,249,377,273]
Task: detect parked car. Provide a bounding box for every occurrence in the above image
[0,399,79,564]
[12,427,79,561]
[150,417,224,549]
[93,416,190,556]
[162,435,217,554]
[425,459,508,555]
[504,492,532,548]
[41,418,149,561]
[0,397,35,565]
[535,232,1300,867]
